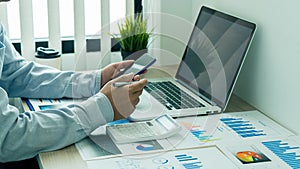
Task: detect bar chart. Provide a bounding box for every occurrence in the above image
[220,117,266,138]
[262,140,300,169]
[190,129,215,142]
[175,154,203,169]
[180,122,221,143]
[87,147,239,169]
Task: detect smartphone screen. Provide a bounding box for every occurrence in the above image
[114,54,156,78]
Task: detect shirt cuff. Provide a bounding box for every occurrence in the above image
[78,92,114,133]
[93,92,114,122]
[93,70,102,95]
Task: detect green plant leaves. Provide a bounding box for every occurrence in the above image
[118,14,152,52]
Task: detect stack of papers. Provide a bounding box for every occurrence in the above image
[75,110,299,169]
[26,99,299,168]
[87,147,239,169]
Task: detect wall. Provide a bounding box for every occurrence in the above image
[156,0,193,65]
[188,0,300,134]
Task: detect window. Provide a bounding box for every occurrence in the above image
[110,0,126,35]
[32,0,48,39]
[84,0,100,37]
[59,0,74,38]
[6,0,142,53]
[6,0,20,40]
[7,0,126,39]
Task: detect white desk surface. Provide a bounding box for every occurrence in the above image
[23,65,256,169]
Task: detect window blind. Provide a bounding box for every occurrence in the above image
[74,0,86,70]
[0,3,9,36]
[19,0,35,61]
[0,0,135,70]
[47,0,61,54]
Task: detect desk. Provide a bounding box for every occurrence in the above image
[24,65,256,169]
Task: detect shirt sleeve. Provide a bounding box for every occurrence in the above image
[0,23,101,98]
[0,23,114,162]
[0,88,114,162]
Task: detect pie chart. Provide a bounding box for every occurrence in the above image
[136,144,154,151]
[236,151,262,163]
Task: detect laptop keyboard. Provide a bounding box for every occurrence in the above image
[144,81,205,110]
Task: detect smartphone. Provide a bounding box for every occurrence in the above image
[106,114,181,144]
[114,53,156,78]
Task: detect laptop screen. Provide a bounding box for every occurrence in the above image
[175,6,256,111]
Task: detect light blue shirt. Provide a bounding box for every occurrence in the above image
[0,23,114,162]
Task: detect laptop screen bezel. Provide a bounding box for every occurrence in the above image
[175,6,256,111]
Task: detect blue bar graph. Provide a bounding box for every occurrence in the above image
[175,154,202,169]
[262,140,300,169]
[189,129,218,142]
[220,117,266,138]
[183,162,202,169]
[190,130,205,138]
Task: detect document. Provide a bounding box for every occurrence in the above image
[78,110,300,168]
[76,110,296,165]
[77,126,174,160]
[165,110,295,150]
[217,136,300,169]
[86,146,239,169]
[24,98,83,111]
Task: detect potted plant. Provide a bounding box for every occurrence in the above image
[117,14,152,60]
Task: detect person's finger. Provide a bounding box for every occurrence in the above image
[134,97,140,106]
[130,97,140,106]
[129,87,143,96]
[131,89,143,97]
[133,75,140,81]
[130,79,147,92]
[113,73,134,83]
[112,60,134,78]
[116,60,134,70]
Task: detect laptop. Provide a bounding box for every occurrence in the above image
[129,6,256,121]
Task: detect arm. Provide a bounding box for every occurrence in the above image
[0,87,114,162]
[0,23,114,162]
[0,61,102,99]
[0,25,100,98]
[0,23,145,162]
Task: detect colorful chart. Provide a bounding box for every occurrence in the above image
[86,147,239,169]
[181,122,220,142]
[262,140,300,169]
[175,154,203,169]
[136,144,155,151]
[220,117,266,138]
[236,151,262,163]
[191,129,212,142]
[152,158,169,164]
[39,104,62,110]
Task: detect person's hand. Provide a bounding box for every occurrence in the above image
[101,60,134,87]
[100,73,148,120]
